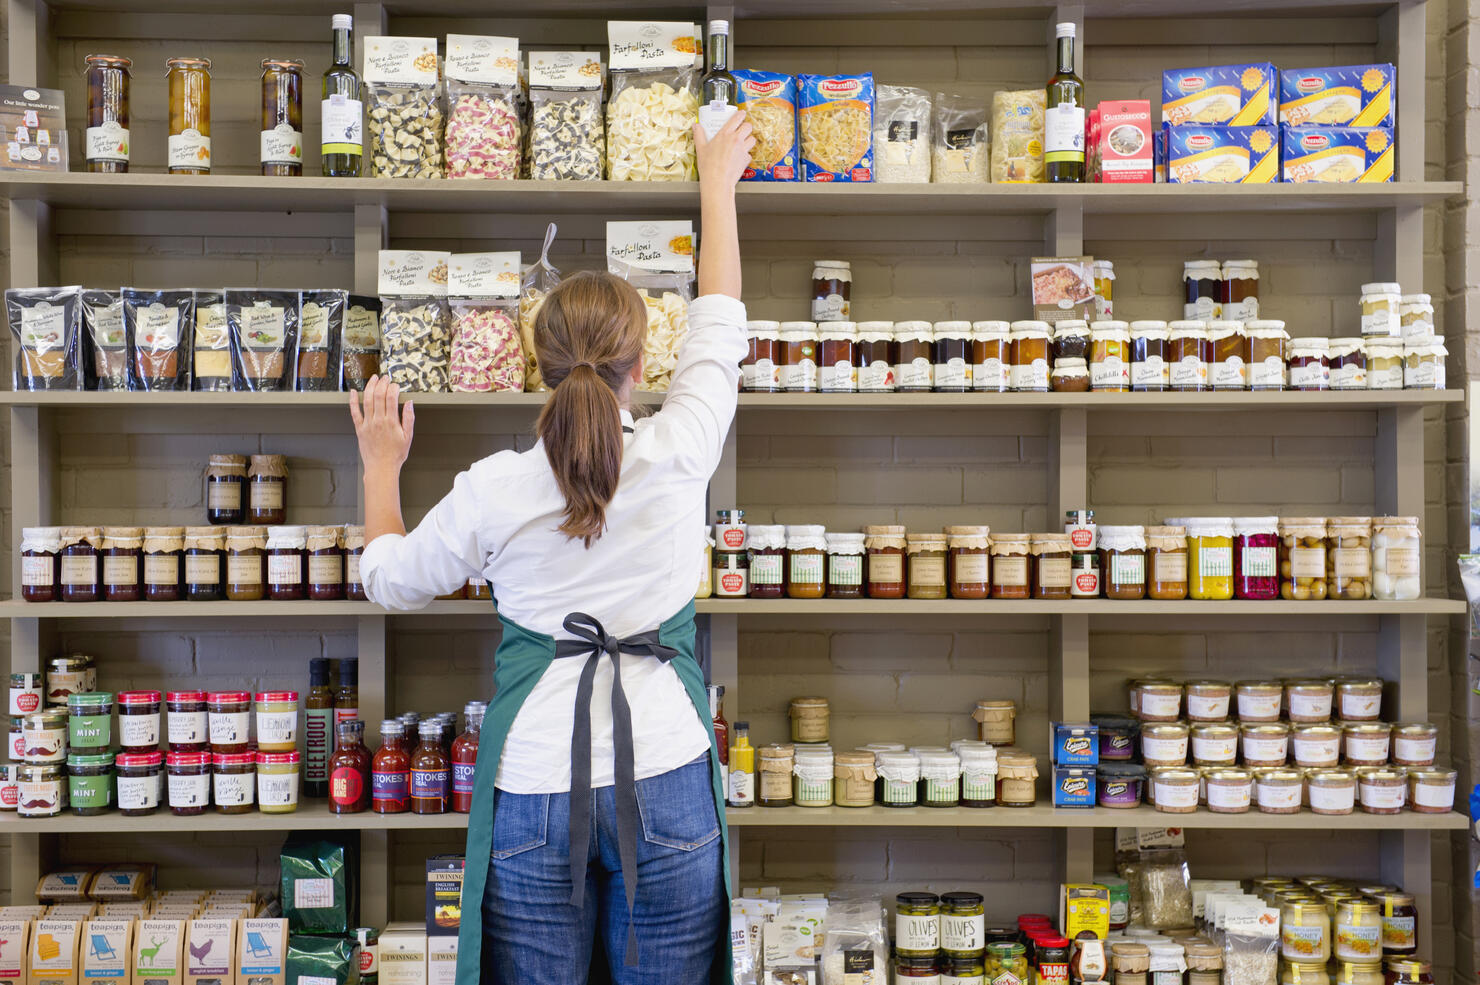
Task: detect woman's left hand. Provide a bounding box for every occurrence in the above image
[349,375,416,474]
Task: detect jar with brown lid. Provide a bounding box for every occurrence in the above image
[206,454,248,525]
[1146,525,1188,600]
[100,526,144,602]
[142,526,185,601]
[757,743,794,808]
[306,525,344,601]
[21,527,62,603]
[864,525,907,599]
[60,527,103,603]
[247,454,288,525]
[1030,533,1072,600]
[990,533,1031,600]
[343,525,367,601]
[785,525,827,599]
[906,533,949,600]
[946,525,990,599]
[266,525,307,601]
[1098,525,1146,600]
[995,749,1037,806]
[834,750,877,807]
[183,526,224,601]
[225,526,268,601]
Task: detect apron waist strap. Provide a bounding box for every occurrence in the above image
[552,610,680,969]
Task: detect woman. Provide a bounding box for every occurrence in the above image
[350,111,756,985]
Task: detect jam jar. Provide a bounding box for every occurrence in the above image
[115,751,163,816]
[167,751,210,815]
[1052,320,1090,362]
[1359,282,1402,337]
[225,525,268,600]
[1129,321,1169,392]
[183,526,225,601]
[117,690,162,753]
[895,321,935,392]
[906,533,949,600]
[19,763,65,817]
[207,691,251,754]
[864,525,907,599]
[1400,293,1435,338]
[1221,259,1259,320]
[1404,335,1447,390]
[1146,525,1188,600]
[785,525,827,599]
[825,532,866,599]
[932,321,972,392]
[1089,320,1130,392]
[167,690,207,752]
[143,526,185,601]
[1328,337,1366,390]
[757,743,794,808]
[307,525,344,600]
[248,454,288,524]
[856,321,896,392]
[1233,516,1279,600]
[1009,321,1051,392]
[1207,320,1247,390]
[947,525,990,599]
[812,260,851,321]
[1288,338,1330,391]
[778,321,819,392]
[265,525,308,600]
[344,524,366,601]
[1246,320,1290,390]
[20,526,62,603]
[1184,260,1222,319]
[206,453,248,524]
[1030,533,1072,600]
[67,752,114,815]
[59,526,103,602]
[213,752,256,813]
[1099,525,1147,600]
[1367,336,1405,390]
[67,692,112,752]
[100,526,144,602]
[990,533,1031,600]
[1051,358,1089,393]
[742,320,781,392]
[747,525,786,599]
[1185,517,1234,600]
[818,321,858,393]
[970,321,1010,392]
[1168,321,1210,392]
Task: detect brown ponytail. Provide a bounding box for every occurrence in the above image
[533,271,648,547]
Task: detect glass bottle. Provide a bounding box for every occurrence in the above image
[335,657,359,725]
[371,719,410,814]
[728,721,755,808]
[166,57,211,175]
[85,54,131,173]
[329,719,371,813]
[410,719,450,814]
[451,701,483,813]
[709,684,729,767]
[304,657,334,798]
[698,20,738,139]
[1045,22,1084,183]
[321,14,362,177]
[261,59,304,177]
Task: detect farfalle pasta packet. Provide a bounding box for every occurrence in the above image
[379,250,451,392]
[444,34,521,180]
[607,219,694,392]
[606,21,700,181]
[448,251,524,392]
[798,73,874,181]
[363,36,444,178]
[528,52,605,181]
[519,223,562,391]
[733,70,799,181]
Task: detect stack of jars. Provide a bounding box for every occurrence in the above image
[1182,259,1262,322]
[1048,321,1135,393]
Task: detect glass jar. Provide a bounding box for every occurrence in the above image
[1371,516,1421,600]
[833,750,876,808]
[855,322,896,392]
[1233,516,1280,600]
[1222,259,1260,320]
[22,708,67,764]
[1208,320,1248,390]
[1070,552,1100,597]
[1400,293,1434,338]
[940,891,984,960]
[1375,892,1418,956]
[747,525,786,599]
[973,700,1016,745]
[907,533,949,600]
[59,526,103,603]
[1241,723,1289,767]
[742,321,781,392]
[1391,722,1437,767]
[1366,337,1405,390]
[1150,766,1199,813]
[166,690,207,752]
[1053,321,1090,362]
[1286,680,1334,723]
[1141,722,1189,767]
[67,752,114,816]
[206,454,251,523]
[788,697,829,745]
[986,942,1028,983]
[1183,680,1230,721]
[1088,320,1131,392]
[918,750,960,807]
[1330,900,1384,963]
[1288,338,1330,391]
[895,321,935,392]
[142,526,184,601]
[225,525,268,601]
[207,690,251,754]
[1097,525,1146,600]
[959,746,997,806]
[1111,941,1150,978]
[933,320,972,392]
[1324,516,1373,600]
[1008,321,1051,392]
[865,525,907,599]
[100,525,144,603]
[1356,766,1406,814]
[757,743,794,808]
[166,750,210,816]
[1337,677,1384,721]
[990,533,1031,600]
[1192,722,1238,766]
[257,750,301,813]
[995,750,1037,806]
[260,58,304,177]
[895,892,940,959]
[9,673,42,717]
[1168,321,1210,392]
[20,526,62,603]
[1096,763,1144,808]
[785,525,826,599]
[818,321,858,393]
[1051,357,1090,393]
[266,525,308,600]
[166,56,212,175]
[1281,900,1332,963]
[1184,261,1222,319]
[183,526,225,601]
[1138,681,1183,722]
[213,751,255,813]
[1186,517,1234,600]
[1407,768,1455,814]
[18,764,65,817]
[85,54,132,173]
[330,718,373,813]
[115,751,163,816]
[1247,320,1290,390]
[255,691,299,753]
[248,454,288,525]
[946,525,990,599]
[46,654,94,706]
[117,690,161,753]
[1293,725,1343,769]
[1205,766,1252,813]
[812,261,851,321]
[970,321,1010,392]
[1343,722,1391,767]
[1278,517,1328,600]
[824,532,865,599]
[1145,525,1188,600]
[1359,282,1401,337]
[1256,767,1303,814]
[1030,532,1072,600]
[1130,321,1170,392]
[879,751,921,807]
[306,525,344,600]
[1328,338,1367,390]
[792,747,834,807]
[342,524,367,601]
[1236,680,1283,722]
[893,956,940,980]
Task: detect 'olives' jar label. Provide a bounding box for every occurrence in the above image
[60,555,98,586]
[119,713,159,749]
[941,914,983,952]
[168,771,208,809]
[828,555,863,587]
[268,555,303,585]
[69,772,113,809]
[214,771,254,806]
[895,913,939,952]
[1290,547,1324,579]
[209,711,249,745]
[117,773,161,811]
[144,555,179,586]
[168,710,207,746]
[21,555,53,587]
[103,556,139,586]
[257,711,297,745]
[185,554,221,584]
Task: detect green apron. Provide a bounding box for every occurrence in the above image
[455,600,733,985]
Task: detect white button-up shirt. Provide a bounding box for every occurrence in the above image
[361,294,746,792]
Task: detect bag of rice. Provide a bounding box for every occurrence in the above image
[873,85,931,182]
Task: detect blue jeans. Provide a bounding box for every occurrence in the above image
[481,754,724,985]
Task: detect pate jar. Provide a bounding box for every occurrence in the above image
[1336,678,1384,721]
[1356,766,1406,814]
[970,321,1010,392]
[1407,768,1456,813]
[1326,516,1373,601]
[1285,679,1334,723]
[906,532,949,600]
[183,525,225,601]
[59,526,104,603]
[265,525,308,600]
[1236,680,1283,723]
[1150,766,1199,813]
[1140,723,1189,767]
[1098,525,1147,600]
[1191,722,1238,766]
[1129,321,1170,392]
[1240,723,1289,767]
[778,321,820,392]
[741,320,781,392]
[1279,517,1329,601]
[818,321,859,393]
[1030,532,1073,600]
[989,533,1031,600]
[1137,681,1184,722]
[1371,516,1421,601]
[946,525,990,600]
[1342,722,1391,767]
[785,525,827,599]
[1205,766,1253,814]
[894,321,935,393]
[100,525,144,603]
[1184,680,1231,722]
[1255,767,1303,814]
[864,525,907,599]
[1391,722,1437,767]
[747,525,786,600]
[1232,515,1279,600]
[856,321,896,392]
[1145,525,1188,600]
[1291,724,1343,768]
[824,532,866,599]
[225,525,268,601]
[21,526,62,603]
[142,526,185,601]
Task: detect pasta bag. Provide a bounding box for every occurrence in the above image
[933,93,989,184]
[798,73,875,182]
[733,69,799,181]
[519,222,563,391]
[874,84,931,183]
[448,252,525,393]
[606,219,694,392]
[991,89,1046,183]
[606,22,700,181]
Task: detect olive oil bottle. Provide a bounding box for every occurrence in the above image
[1046,21,1085,183]
[321,13,362,176]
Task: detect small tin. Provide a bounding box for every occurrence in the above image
[1092,715,1137,762]
[1053,766,1096,808]
[1097,764,1145,808]
[1052,721,1100,766]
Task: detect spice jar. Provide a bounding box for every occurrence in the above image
[166,56,212,174]
[46,654,94,706]
[959,745,997,806]
[213,751,255,813]
[166,750,210,816]
[742,321,781,392]
[1191,722,1238,766]
[166,690,207,752]
[1288,338,1330,391]
[1168,321,1210,392]
[206,454,248,524]
[115,751,163,816]
[260,58,304,177]
[792,747,834,807]
[1356,766,1406,814]
[306,525,344,600]
[1246,319,1290,390]
[18,764,65,817]
[1255,767,1303,813]
[747,525,786,599]
[894,321,935,392]
[255,691,299,753]
[116,690,160,753]
[1130,321,1170,391]
[1293,724,1343,769]
[833,750,876,807]
[789,697,829,744]
[85,54,132,173]
[20,527,62,603]
[142,526,184,601]
[864,525,907,599]
[1391,722,1437,766]
[1337,678,1384,721]
[1236,680,1283,722]
[266,525,308,600]
[1050,357,1089,392]
[1282,900,1332,963]
[946,525,990,599]
[1285,680,1333,723]
[855,321,895,392]
[906,533,949,600]
[1205,766,1253,813]
[1366,336,1405,390]
[1089,320,1131,391]
[785,525,826,599]
[22,708,67,764]
[932,320,971,392]
[59,526,103,603]
[995,749,1037,806]
[100,526,143,602]
[823,532,864,599]
[1233,516,1279,600]
[1030,533,1072,600]
[182,526,225,601]
[1359,282,1401,336]
[248,454,288,524]
[1098,525,1146,600]
[1185,680,1230,722]
[1371,516,1421,600]
[257,750,301,813]
[1241,723,1288,767]
[1008,321,1051,392]
[811,261,851,321]
[225,525,268,601]
[1208,320,1248,390]
[818,321,858,393]
[1146,525,1188,600]
[68,752,114,815]
[1407,768,1455,813]
[971,321,1010,392]
[1052,320,1090,362]
[757,743,794,808]
[1185,517,1234,600]
[1328,337,1367,390]
[1343,722,1391,767]
[207,691,250,754]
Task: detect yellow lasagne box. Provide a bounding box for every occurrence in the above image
[1281,125,1393,182]
[1165,125,1280,183]
[1280,64,1394,127]
[1162,63,1277,127]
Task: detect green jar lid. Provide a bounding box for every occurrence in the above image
[67,752,116,769]
[67,691,114,710]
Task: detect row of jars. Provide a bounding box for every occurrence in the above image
[741,319,1447,394]
[18,524,367,602]
[1102,718,1437,772]
[892,898,1064,982]
[1125,677,1387,724]
[1119,761,1455,817]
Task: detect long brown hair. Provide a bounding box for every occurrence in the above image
[533,271,647,547]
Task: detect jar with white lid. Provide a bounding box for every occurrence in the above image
[1052,320,1090,362]
[746,525,787,599]
[817,321,858,393]
[1167,321,1210,392]
[812,261,851,321]
[1008,321,1051,392]
[1185,516,1234,600]
[1287,338,1330,391]
[855,321,895,392]
[1399,293,1434,338]
[743,320,781,393]
[1130,321,1170,392]
[784,525,827,599]
[1089,321,1131,392]
[1365,337,1404,390]
[878,751,921,807]
[1327,337,1366,390]
[1246,320,1289,390]
[825,532,866,599]
[1093,259,1115,319]
[1222,259,1260,321]
[1359,282,1402,337]
[919,750,962,807]
[792,746,834,807]
[1403,335,1446,390]
[1207,320,1247,390]
[932,320,973,392]
[1184,261,1223,320]
[894,321,935,393]
[970,321,1010,392]
[778,321,819,393]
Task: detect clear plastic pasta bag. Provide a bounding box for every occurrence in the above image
[519,223,562,391]
[874,84,931,183]
[381,296,451,392]
[606,67,698,181]
[933,92,990,183]
[444,80,521,179]
[450,296,523,392]
[609,260,692,393]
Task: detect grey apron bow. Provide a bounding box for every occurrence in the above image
[554,610,679,968]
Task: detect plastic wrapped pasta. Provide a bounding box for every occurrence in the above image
[992,89,1046,183]
[528,52,605,181]
[519,223,563,391]
[379,250,451,392]
[799,73,875,181]
[444,82,520,179]
[606,70,698,181]
[632,276,692,392]
[6,285,83,391]
[363,36,444,178]
[874,84,931,182]
[450,299,523,391]
[734,70,799,181]
[933,92,989,183]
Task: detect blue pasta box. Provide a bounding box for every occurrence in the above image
[1052,721,1100,766]
[1162,62,1278,127]
[1281,125,1394,183]
[1054,767,1096,808]
[1164,124,1281,183]
[1279,64,1395,128]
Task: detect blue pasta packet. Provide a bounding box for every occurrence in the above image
[733,69,798,181]
[797,73,875,182]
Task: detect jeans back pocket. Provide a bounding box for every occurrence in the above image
[491,791,551,860]
[636,758,720,852]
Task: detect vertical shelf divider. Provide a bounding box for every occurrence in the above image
[1052,405,1092,882]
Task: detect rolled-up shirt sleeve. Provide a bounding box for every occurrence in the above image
[361,467,488,610]
[652,294,747,476]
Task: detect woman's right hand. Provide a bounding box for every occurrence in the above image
[695,111,756,189]
[349,375,416,474]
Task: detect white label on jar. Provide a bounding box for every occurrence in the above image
[1293,735,1340,766]
[308,555,342,584]
[812,296,846,322]
[1139,691,1181,719]
[260,124,303,166]
[209,711,249,745]
[1361,305,1396,336]
[21,555,52,587]
[1336,924,1381,961]
[895,914,939,952]
[1281,924,1325,960]
[1247,355,1284,389]
[1413,779,1454,809]
[252,482,284,511]
[1141,734,1187,763]
[257,711,297,745]
[86,122,130,162]
[1330,361,1366,389]
[267,555,302,585]
[1237,691,1281,720]
[1185,298,1217,321]
[258,771,299,807]
[168,711,207,746]
[1340,691,1382,719]
[1211,358,1246,389]
[1154,779,1198,808]
[1359,782,1405,809]
[103,555,138,586]
[1090,357,1129,389]
[896,358,933,390]
[742,358,777,391]
[1345,733,1389,762]
[829,554,863,587]
[1193,735,1237,762]
[168,771,209,809]
[1130,355,1167,389]
[954,554,988,583]
[1072,569,1099,597]
[993,556,1027,588]
[1169,356,1206,388]
[346,553,362,586]
[1368,360,1404,389]
[119,713,160,749]
[185,554,220,584]
[117,773,161,810]
[750,554,783,586]
[208,482,241,509]
[912,555,947,587]
[819,361,856,392]
[716,568,748,597]
[1241,734,1287,763]
[60,554,98,586]
[972,357,1006,391]
[1225,298,1258,322]
[1405,361,1440,389]
[1394,736,1435,764]
[23,726,65,761]
[940,913,983,952]
[1186,693,1228,720]
[1290,546,1324,579]
[226,555,262,585]
[1198,545,1232,577]
[1008,361,1047,391]
[1288,361,1328,389]
[934,357,970,390]
[144,554,178,586]
[1038,557,1071,589]
[168,129,211,170]
[1386,547,1420,577]
[1257,781,1300,810]
[1207,781,1250,811]
[778,360,818,391]
[858,359,892,391]
[1288,691,1331,720]
[214,771,254,806]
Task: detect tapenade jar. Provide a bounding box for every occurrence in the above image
[225,525,268,600]
[894,321,934,392]
[1098,525,1146,600]
[970,321,1009,392]
[247,454,288,525]
[1145,525,1188,599]
[21,526,62,602]
[741,320,781,392]
[265,525,308,600]
[183,526,225,600]
[784,525,826,599]
[855,321,895,392]
[1008,321,1051,392]
[905,533,948,600]
[1233,515,1279,600]
[100,526,144,602]
[747,524,786,599]
[864,525,906,599]
[206,454,248,524]
[59,526,103,602]
[143,526,185,601]
[946,525,989,599]
[1129,320,1169,391]
[824,532,865,599]
[1030,532,1072,600]
[989,533,1031,600]
[306,525,344,600]
[343,524,367,601]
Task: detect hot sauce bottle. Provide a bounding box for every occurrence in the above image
[329,719,371,813]
[709,684,729,766]
[451,701,484,814]
[371,719,409,814]
[410,719,449,814]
